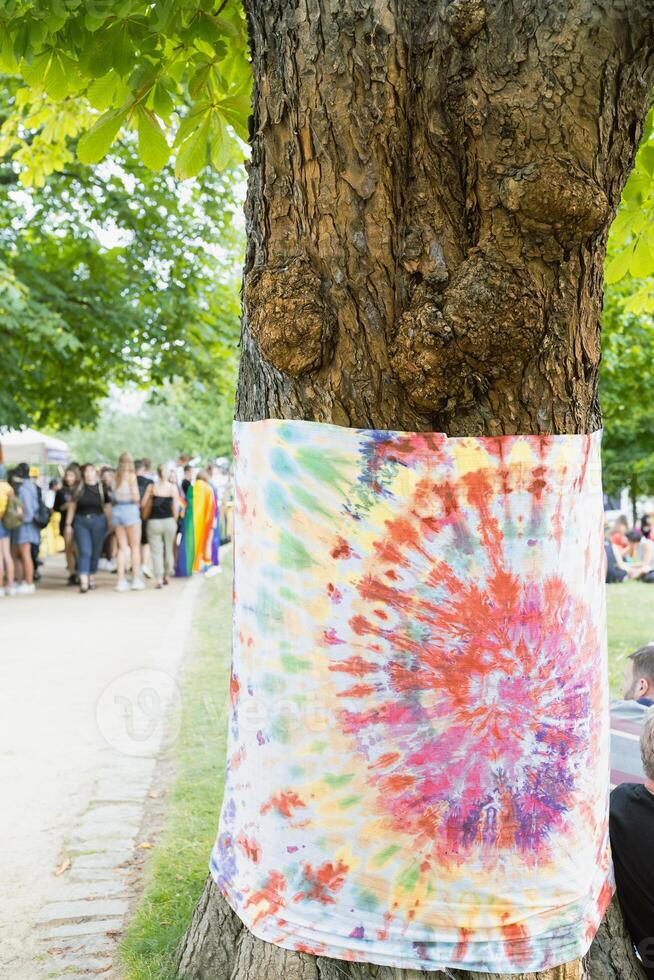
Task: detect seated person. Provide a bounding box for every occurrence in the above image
[610,713,654,977]
[625,529,654,570]
[611,644,654,785]
[610,515,630,551]
[605,537,647,582]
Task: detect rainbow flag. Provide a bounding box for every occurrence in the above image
[175,480,217,577]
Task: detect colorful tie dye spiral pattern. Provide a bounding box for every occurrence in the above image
[210,419,612,972]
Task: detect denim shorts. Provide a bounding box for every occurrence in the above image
[0,521,8,540]
[112,502,141,527]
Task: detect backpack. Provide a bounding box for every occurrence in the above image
[34,497,52,530]
[2,493,24,530]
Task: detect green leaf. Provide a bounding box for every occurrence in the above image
[137,106,170,171]
[87,71,119,111]
[209,111,231,170]
[630,235,654,279]
[151,80,174,123]
[175,114,210,180]
[21,50,50,88]
[174,102,211,146]
[43,52,70,101]
[639,144,654,179]
[605,244,635,285]
[77,106,129,165]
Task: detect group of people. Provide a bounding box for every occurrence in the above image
[0,454,228,596]
[605,513,654,583]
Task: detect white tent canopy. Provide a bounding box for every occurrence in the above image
[0,427,70,470]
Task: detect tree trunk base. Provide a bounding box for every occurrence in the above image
[175,877,645,980]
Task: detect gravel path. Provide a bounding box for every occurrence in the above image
[0,555,204,978]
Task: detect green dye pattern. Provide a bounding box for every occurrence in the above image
[270,447,296,479]
[262,674,285,694]
[266,482,291,522]
[271,714,292,743]
[372,844,401,867]
[295,447,351,491]
[323,773,354,788]
[290,484,333,519]
[279,422,301,443]
[310,740,328,753]
[279,586,298,603]
[338,795,361,809]
[254,585,283,630]
[281,653,312,673]
[397,863,421,892]
[355,889,380,911]
[279,529,315,570]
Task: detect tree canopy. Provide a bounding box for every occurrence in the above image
[0,1,250,186]
[0,121,243,431]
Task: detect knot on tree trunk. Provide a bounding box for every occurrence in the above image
[390,253,543,414]
[244,260,336,377]
[500,158,610,245]
[446,0,487,44]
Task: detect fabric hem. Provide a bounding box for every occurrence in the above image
[211,868,611,974]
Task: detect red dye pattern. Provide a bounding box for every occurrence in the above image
[329,655,378,677]
[236,833,261,863]
[229,672,240,707]
[293,859,349,905]
[453,927,471,962]
[261,790,307,818]
[245,870,286,924]
[500,922,532,968]
[329,466,600,867]
[331,536,355,560]
[327,582,343,603]
[323,627,345,645]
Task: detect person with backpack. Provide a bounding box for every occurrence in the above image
[0,464,17,596]
[10,462,40,595]
[29,466,51,582]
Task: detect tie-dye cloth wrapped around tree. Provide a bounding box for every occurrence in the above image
[210,419,611,972]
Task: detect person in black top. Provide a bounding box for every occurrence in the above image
[180,464,193,498]
[610,711,654,976]
[54,463,81,585]
[135,458,154,578]
[64,463,110,593]
[142,465,181,588]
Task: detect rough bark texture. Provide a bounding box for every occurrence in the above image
[178,1,654,978]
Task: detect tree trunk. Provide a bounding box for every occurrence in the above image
[178,1,654,977]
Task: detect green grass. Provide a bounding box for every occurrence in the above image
[118,564,654,979]
[119,558,232,980]
[607,579,654,695]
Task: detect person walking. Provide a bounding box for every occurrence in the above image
[9,462,39,595]
[135,459,154,579]
[64,463,110,593]
[142,465,181,589]
[54,463,81,586]
[112,452,144,592]
[0,464,16,596]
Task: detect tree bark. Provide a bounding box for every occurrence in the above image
[178,1,654,977]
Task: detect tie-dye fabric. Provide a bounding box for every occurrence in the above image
[210,419,612,972]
